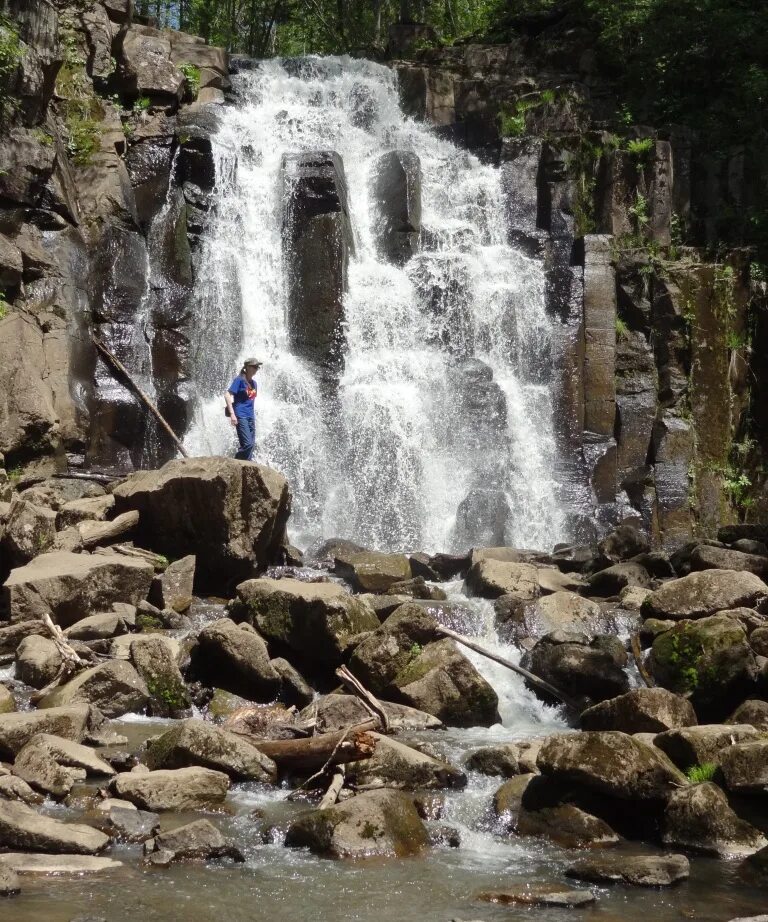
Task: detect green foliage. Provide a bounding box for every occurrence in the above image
[498,107,526,138]
[615,317,629,340]
[0,292,7,319]
[686,762,717,784]
[628,191,649,233]
[666,629,702,692]
[179,62,200,99]
[0,14,23,121]
[625,137,654,166]
[409,642,423,659]
[134,95,151,112]
[56,18,102,165]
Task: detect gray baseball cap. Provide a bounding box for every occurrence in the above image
[243,357,263,368]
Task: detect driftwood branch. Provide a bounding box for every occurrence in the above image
[53,471,117,485]
[91,334,188,458]
[631,633,654,687]
[434,625,580,711]
[30,613,85,703]
[319,767,346,809]
[335,665,390,733]
[244,723,376,774]
[78,511,139,548]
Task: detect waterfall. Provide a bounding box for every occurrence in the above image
[185,55,567,554]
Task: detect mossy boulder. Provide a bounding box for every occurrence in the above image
[537,731,687,801]
[650,615,758,720]
[662,782,767,856]
[642,569,768,621]
[284,789,428,858]
[130,635,191,717]
[232,577,378,669]
[348,605,499,727]
[146,717,277,782]
[580,687,697,734]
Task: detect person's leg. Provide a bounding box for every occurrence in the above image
[234,416,254,460]
[245,417,256,461]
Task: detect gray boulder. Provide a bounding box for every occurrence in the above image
[110,767,230,811]
[689,545,768,578]
[371,150,421,265]
[193,618,280,700]
[149,555,195,613]
[112,457,291,589]
[0,705,91,758]
[3,551,154,627]
[580,688,698,734]
[655,725,761,771]
[729,699,768,730]
[285,789,428,859]
[301,694,443,734]
[37,660,149,718]
[130,635,191,717]
[64,606,136,641]
[233,577,378,669]
[662,782,767,856]
[524,635,629,707]
[465,739,544,777]
[566,853,689,887]
[537,731,686,801]
[145,818,244,863]
[15,635,61,689]
[345,733,466,790]
[719,740,768,794]
[334,551,412,592]
[0,800,109,854]
[118,24,185,102]
[643,569,768,620]
[586,562,653,597]
[517,803,619,848]
[1,498,56,565]
[146,718,277,782]
[465,559,540,600]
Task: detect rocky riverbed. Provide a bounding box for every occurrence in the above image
[1,456,768,921]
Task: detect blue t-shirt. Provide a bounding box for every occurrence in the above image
[228,376,257,419]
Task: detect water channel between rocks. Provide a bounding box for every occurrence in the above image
[2,587,767,922]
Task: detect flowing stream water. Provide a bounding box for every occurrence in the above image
[185,56,566,554]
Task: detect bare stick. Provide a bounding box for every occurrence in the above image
[434,625,580,711]
[30,613,86,703]
[319,766,345,809]
[335,664,390,733]
[631,633,654,687]
[91,335,189,458]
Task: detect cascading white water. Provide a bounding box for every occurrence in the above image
[186,55,567,554]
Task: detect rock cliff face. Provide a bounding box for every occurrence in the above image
[0,0,227,475]
[391,24,764,547]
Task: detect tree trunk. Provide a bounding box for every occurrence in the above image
[243,726,377,773]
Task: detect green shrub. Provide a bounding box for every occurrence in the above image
[616,317,629,339]
[0,15,23,121]
[134,95,151,112]
[179,63,201,99]
[499,107,526,138]
[626,137,655,165]
[686,762,717,784]
[55,19,102,165]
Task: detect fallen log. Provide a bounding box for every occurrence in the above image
[91,334,188,458]
[78,511,140,549]
[434,625,580,711]
[239,723,377,774]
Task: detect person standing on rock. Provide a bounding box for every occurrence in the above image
[225,357,262,461]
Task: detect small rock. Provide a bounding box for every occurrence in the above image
[105,806,160,842]
[477,886,596,907]
[110,766,230,811]
[566,853,689,887]
[145,818,244,862]
[0,865,20,895]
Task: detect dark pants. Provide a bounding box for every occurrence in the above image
[235,416,256,461]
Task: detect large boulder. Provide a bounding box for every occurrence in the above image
[718,740,768,794]
[0,705,91,759]
[233,577,378,669]
[688,545,768,578]
[642,570,768,620]
[586,562,653,597]
[580,688,698,734]
[465,559,539,600]
[302,694,443,734]
[285,789,428,859]
[349,605,498,726]
[146,718,277,782]
[64,606,136,641]
[650,615,758,719]
[524,635,629,708]
[1,498,56,565]
[537,731,687,801]
[517,801,620,848]
[3,551,154,626]
[654,725,761,771]
[110,767,230,811]
[37,660,149,718]
[0,801,109,855]
[112,458,290,588]
[662,782,767,856]
[15,635,61,689]
[565,853,689,887]
[117,24,185,102]
[371,150,421,265]
[334,551,412,593]
[465,739,544,778]
[729,699,768,730]
[192,619,281,700]
[345,733,466,790]
[517,592,603,640]
[145,818,244,863]
[130,635,191,717]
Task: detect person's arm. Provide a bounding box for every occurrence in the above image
[225,386,238,427]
